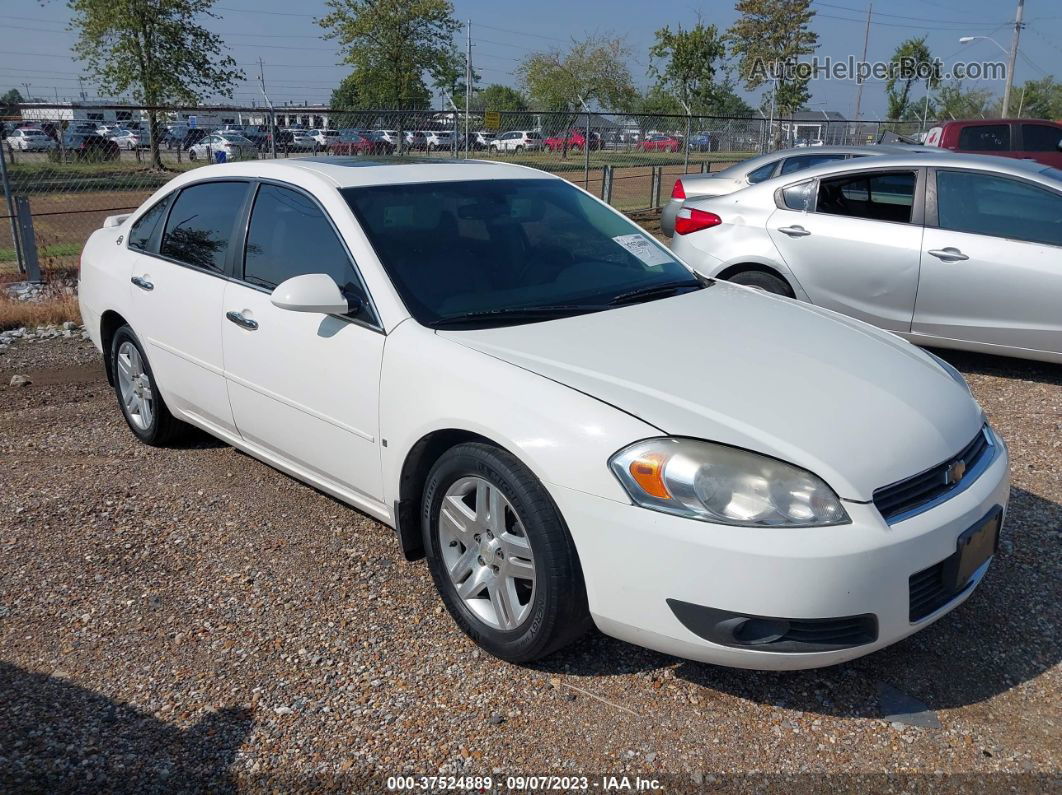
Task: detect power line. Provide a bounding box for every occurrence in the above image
[814,1,1007,26]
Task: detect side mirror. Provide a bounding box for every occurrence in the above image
[271,273,351,315]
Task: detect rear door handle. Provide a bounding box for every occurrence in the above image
[130,275,154,291]
[927,247,969,262]
[226,310,259,331]
[777,225,811,237]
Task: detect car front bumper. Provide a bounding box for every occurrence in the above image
[548,433,1009,670]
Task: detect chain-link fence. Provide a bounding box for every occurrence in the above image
[1,103,943,280]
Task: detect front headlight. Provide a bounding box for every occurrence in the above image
[609,438,849,527]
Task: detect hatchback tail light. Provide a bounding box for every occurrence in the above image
[671,179,686,199]
[674,208,722,235]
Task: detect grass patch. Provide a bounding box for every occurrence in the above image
[0,292,81,331]
[0,243,82,263]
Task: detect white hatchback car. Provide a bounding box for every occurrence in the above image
[187,133,257,161]
[79,159,1008,669]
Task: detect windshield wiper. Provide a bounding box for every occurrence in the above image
[608,279,706,306]
[430,304,606,328]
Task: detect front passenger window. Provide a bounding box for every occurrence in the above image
[937,170,1062,246]
[243,184,370,311]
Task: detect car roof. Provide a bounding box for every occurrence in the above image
[682,144,949,182]
[163,157,555,189]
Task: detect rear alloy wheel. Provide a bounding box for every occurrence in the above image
[111,325,186,446]
[514,145,523,153]
[728,270,794,297]
[188,150,197,160]
[423,443,591,662]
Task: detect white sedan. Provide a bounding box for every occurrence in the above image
[78,159,1008,669]
[187,133,257,161]
[6,128,56,151]
[111,129,143,149]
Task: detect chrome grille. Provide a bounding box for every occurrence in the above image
[873,427,992,523]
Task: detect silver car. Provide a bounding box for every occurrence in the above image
[669,153,1062,364]
[661,144,944,236]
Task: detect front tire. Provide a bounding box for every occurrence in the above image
[422,443,591,663]
[727,269,794,297]
[188,149,197,160]
[110,325,186,446]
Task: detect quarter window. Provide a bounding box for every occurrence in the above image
[781,180,813,211]
[1021,124,1061,152]
[957,124,1010,151]
[128,197,169,252]
[243,184,370,309]
[936,170,1062,247]
[159,181,247,272]
[817,171,916,223]
[747,162,777,184]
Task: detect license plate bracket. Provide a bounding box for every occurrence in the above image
[944,506,1002,591]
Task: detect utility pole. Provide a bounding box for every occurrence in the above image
[257,58,277,159]
[464,20,472,158]
[853,3,872,124]
[1002,0,1024,118]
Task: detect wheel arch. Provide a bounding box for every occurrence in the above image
[99,309,130,386]
[394,428,501,561]
[715,262,796,297]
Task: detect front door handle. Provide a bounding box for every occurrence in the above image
[777,225,811,237]
[226,310,259,331]
[131,275,154,291]
[927,247,969,262]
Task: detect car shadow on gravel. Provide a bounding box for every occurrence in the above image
[0,662,252,792]
[539,487,1060,721]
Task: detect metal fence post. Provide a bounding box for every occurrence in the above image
[683,113,690,174]
[650,165,661,209]
[1,143,23,274]
[14,196,42,283]
[584,110,591,188]
[601,164,613,205]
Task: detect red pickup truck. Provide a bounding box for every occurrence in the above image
[923,119,1062,167]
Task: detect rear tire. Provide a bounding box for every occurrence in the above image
[422,443,591,663]
[727,270,793,297]
[110,325,187,446]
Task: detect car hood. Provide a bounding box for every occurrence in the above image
[438,284,984,501]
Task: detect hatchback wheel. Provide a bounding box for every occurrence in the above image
[111,325,186,446]
[188,150,197,160]
[422,442,591,662]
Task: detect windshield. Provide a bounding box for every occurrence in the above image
[342,178,701,328]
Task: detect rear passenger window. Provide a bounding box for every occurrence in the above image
[817,171,916,223]
[243,184,369,308]
[1021,124,1061,152]
[958,124,1010,151]
[779,154,846,175]
[128,197,169,252]
[160,181,247,272]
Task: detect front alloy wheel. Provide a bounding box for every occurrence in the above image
[438,476,536,630]
[423,443,591,662]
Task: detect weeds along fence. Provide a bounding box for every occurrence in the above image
[0,103,937,280]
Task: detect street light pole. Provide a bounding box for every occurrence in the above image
[1002,0,1025,118]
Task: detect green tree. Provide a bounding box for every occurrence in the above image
[319,0,459,108]
[1018,76,1062,119]
[330,66,431,111]
[886,37,940,120]
[68,0,243,169]
[728,0,819,147]
[936,81,997,120]
[475,84,529,113]
[518,35,637,112]
[1,88,24,117]
[648,21,726,114]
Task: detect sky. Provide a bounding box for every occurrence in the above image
[2,0,1059,119]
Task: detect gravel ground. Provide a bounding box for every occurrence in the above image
[0,333,1059,792]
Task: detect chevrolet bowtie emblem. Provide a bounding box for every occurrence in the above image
[945,459,967,486]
